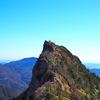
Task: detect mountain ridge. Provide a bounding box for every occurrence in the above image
[5,57,37,70]
[13,41,100,100]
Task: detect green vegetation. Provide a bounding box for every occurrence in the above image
[65,88,72,94]
[78,89,87,96]
[47,43,100,99]
[45,86,71,100]
[46,92,59,100]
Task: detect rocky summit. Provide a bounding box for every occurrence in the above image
[13,41,100,100]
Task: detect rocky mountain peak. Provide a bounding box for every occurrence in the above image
[13,41,100,100]
[43,40,56,52]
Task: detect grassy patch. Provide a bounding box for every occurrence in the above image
[46,92,59,100]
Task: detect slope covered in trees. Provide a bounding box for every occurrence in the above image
[13,41,100,100]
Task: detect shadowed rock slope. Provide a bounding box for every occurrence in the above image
[13,41,100,100]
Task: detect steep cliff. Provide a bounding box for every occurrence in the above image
[13,41,100,100]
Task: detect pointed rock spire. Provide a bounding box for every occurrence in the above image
[43,40,55,52]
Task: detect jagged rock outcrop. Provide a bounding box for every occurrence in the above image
[13,40,100,100]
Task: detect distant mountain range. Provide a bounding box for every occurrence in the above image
[89,68,100,77]
[0,84,20,100]
[0,57,37,99]
[0,60,12,64]
[84,63,100,77]
[5,57,37,70]
[84,63,100,69]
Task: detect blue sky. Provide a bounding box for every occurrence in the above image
[0,0,100,63]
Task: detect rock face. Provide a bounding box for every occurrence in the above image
[13,41,100,100]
